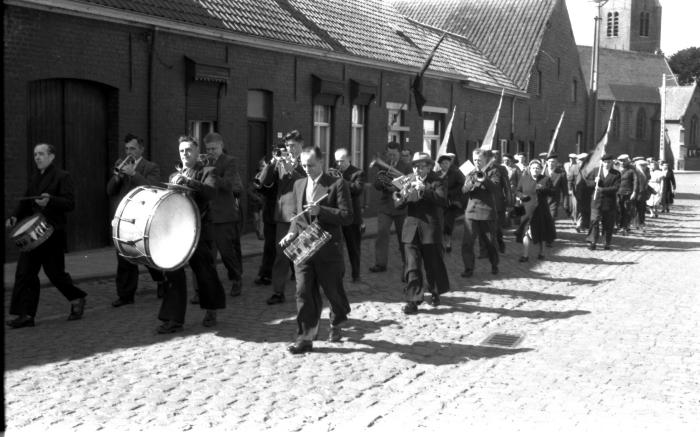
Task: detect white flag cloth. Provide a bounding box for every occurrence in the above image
[481,89,504,151]
[434,106,456,172]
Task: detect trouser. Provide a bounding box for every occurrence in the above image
[294,255,350,341]
[443,206,461,237]
[404,234,449,303]
[211,221,242,290]
[115,252,165,300]
[617,194,633,230]
[462,218,499,272]
[257,221,276,279]
[271,222,292,295]
[342,223,362,279]
[575,194,591,229]
[159,227,225,324]
[479,210,504,255]
[10,230,87,318]
[586,208,615,246]
[374,212,406,268]
[634,199,647,227]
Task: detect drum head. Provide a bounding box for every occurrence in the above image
[13,215,41,237]
[148,193,200,270]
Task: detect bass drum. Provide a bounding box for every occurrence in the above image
[112,186,200,271]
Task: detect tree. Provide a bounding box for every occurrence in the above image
[669,47,700,85]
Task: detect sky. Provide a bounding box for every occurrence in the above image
[566,0,700,56]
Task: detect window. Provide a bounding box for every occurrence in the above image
[537,70,543,95]
[313,104,332,166]
[640,12,650,37]
[188,120,217,146]
[350,105,366,168]
[636,108,647,140]
[571,79,578,103]
[607,12,619,37]
[387,103,409,145]
[690,115,699,147]
[422,118,442,157]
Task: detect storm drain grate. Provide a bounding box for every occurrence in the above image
[481,333,524,348]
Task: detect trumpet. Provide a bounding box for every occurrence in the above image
[198,153,215,167]
[370,154,405,191]
[114,155,135,174]
[327,167,343,178]
[392,173,425,203]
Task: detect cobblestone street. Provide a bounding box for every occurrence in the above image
[5,174,700,433]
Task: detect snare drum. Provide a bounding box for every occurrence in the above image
[112,186,200,271]
[10,213,54,252]
[283,221,332,266]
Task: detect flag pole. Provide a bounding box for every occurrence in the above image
[593,102,616,200]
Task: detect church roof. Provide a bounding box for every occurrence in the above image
[578,46,677,104]
[664,84,697,121]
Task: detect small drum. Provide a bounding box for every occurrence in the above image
[10,213,54,252]
[112,186,200,271]
[283,221,332,266]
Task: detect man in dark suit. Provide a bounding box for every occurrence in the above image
[259,130,306,305]
[203,132,244,297]
[616,154,638,235]
[333,147,364,282]
[586,154,621,250]
[461,148,500,277]
[545,154,568,221]
[157,135,226,333]
[437,153,465,253]
[370,141,412,274]
[569,153,592,232]
[6,143,88,328]
[280,146,353,354]
[108,134,167,307]
[395,152,449,314]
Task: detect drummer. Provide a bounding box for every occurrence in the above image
[5,143,88,329]
[156,135,226,334]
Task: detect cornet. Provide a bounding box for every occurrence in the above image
[198,153,215,167]
[114,155,135,174]
[392,173,425,203]
[327,167,343,178]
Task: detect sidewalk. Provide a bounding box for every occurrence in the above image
[3,216,384,289]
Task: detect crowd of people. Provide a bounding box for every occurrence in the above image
[5,131,678,354]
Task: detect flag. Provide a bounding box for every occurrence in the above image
[411,33,446,116]
[434,106,456,172]
[582,101,616,177]
[547,110,566,156]
[459,159,476,177]
[481,89,504,150]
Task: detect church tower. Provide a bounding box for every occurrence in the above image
[598,0,662,53]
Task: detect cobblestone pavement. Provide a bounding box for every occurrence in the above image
[5,174,700,433]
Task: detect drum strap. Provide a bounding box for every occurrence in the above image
[113,236,147,259]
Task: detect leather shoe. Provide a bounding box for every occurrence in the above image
[351,276,360,283]
[328,325,342,342]
[287,340,313,354]
[518,256,529,262]
[603,245,612,250]
[190,292,200,305]
[254,276,271,285]
[157,320,183,334]
[588,243,596,251]
[369,265,387,273]
[7,315,35,329]
[230,284,242,297]
[429,293,440,307]
[498,241,506,254]
[460,270,473,278]
[537,254,545,260]
[402,302,418,315]
[491,265,499,275]
[266,293,285,305]
[112,298,134,307]
[67,297,85,321]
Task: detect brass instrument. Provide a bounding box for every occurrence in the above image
[370,155,404,191]
[198,153,215,167]
[114,155,135,174]
[274,150,297,174]
[392,173,425,203]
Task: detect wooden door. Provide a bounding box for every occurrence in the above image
[247,120,269,229]
[27,79,111,251]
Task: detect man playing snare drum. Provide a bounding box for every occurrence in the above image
[5,143,88,328]
[279,146,353,354]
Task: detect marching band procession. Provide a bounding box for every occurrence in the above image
[5,126,678,355]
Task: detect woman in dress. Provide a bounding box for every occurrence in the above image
[646,160,664,218]
[514,159,556,262]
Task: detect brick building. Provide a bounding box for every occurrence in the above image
[664,84,700,170]
[4,0,587,257]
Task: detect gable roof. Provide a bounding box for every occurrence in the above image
[39,0,519,92]
[392,0,559,90]
[664,84,698,121]
[578,46,678,104]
